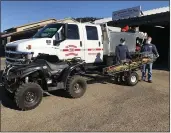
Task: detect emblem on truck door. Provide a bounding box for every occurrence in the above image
[63,45,80,56]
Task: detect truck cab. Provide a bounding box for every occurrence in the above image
[5,23,103,65]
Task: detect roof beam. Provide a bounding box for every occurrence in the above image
[107,12,169,27]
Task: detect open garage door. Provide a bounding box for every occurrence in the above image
[139,23,170,70]
[107,11,170,70]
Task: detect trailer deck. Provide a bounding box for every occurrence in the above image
[100,52,158,86]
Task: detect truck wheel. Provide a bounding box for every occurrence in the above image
[126,72,139,86]
[14,83,43,111]
[66,75,87,98]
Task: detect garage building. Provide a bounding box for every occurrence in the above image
[107,7,170,69]
[0,18,78,57]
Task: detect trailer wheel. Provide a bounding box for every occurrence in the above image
[126,72,139,86]
[14,82,43,111]
[66,75,87,98]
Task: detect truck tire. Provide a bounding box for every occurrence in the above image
[14,82,43,111]
[66,75,87,98]
[126,72,139,86]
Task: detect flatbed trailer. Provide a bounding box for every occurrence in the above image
[101,52,158,86]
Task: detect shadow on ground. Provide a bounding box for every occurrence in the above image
[153,63,170,71]
[0,69,125,111]
[0,86,19,111]
[0,86,72,111]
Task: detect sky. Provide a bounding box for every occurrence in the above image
[1,1,170,31]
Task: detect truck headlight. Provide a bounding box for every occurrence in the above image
[26,45,32,50]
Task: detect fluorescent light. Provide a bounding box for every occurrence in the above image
[155,26,165,28]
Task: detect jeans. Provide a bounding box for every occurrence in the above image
[142,63,153,81]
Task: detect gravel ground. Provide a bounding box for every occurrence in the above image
[0,70,170,132]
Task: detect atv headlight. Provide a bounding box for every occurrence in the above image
[26,52,34,60]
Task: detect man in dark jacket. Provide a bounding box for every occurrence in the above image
[115,38,132,64]
[141,36,159,83]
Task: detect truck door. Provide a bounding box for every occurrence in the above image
[60,24,85,60]
[83,25,103,63]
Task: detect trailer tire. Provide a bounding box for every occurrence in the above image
[14,82,43,111]
[126,72,139,86]
[66,75,87,98]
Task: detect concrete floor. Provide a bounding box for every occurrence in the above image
[0,70,169,132]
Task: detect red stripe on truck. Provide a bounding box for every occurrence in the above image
[63,48,103,52]
[96,48,102,51]
[63,49,69,51]
[88,48,103,51]
[63,49,80,51]
[74,49,81,51]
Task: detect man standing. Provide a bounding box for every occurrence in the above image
[115,38,132,64]
[141,36,159,83]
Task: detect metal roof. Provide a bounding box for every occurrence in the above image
[94,17,112,24]
[1,26,42,38]
[107,11,169,27]
[93,6,170,24]
[142,6,169,16]
[4,18,57,31]
[3,18,78,33]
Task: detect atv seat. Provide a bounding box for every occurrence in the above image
[34,59,69,75]
[46,61,69,74]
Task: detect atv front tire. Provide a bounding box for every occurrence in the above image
[66,75,87,98]
[4,88,14,100]
[14,83,43,111]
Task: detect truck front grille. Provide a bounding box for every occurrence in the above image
[5,46,17,51]
[5,52,24,59]
[6,58,16,63]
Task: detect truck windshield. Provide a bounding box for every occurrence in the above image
[33,24,64,38]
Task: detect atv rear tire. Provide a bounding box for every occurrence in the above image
[66,75,87,98]
[14,82,43,111]
[126,72,139,86]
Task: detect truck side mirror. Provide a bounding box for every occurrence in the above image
[53,40,60,46]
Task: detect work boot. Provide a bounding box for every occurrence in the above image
[148,80,152,83]
[140,78,146,82]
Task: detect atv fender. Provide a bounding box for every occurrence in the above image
[20,69,48,90]
[60,64,85,89]
[20,69,43,79]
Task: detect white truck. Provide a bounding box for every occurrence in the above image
[5,23,146,66]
